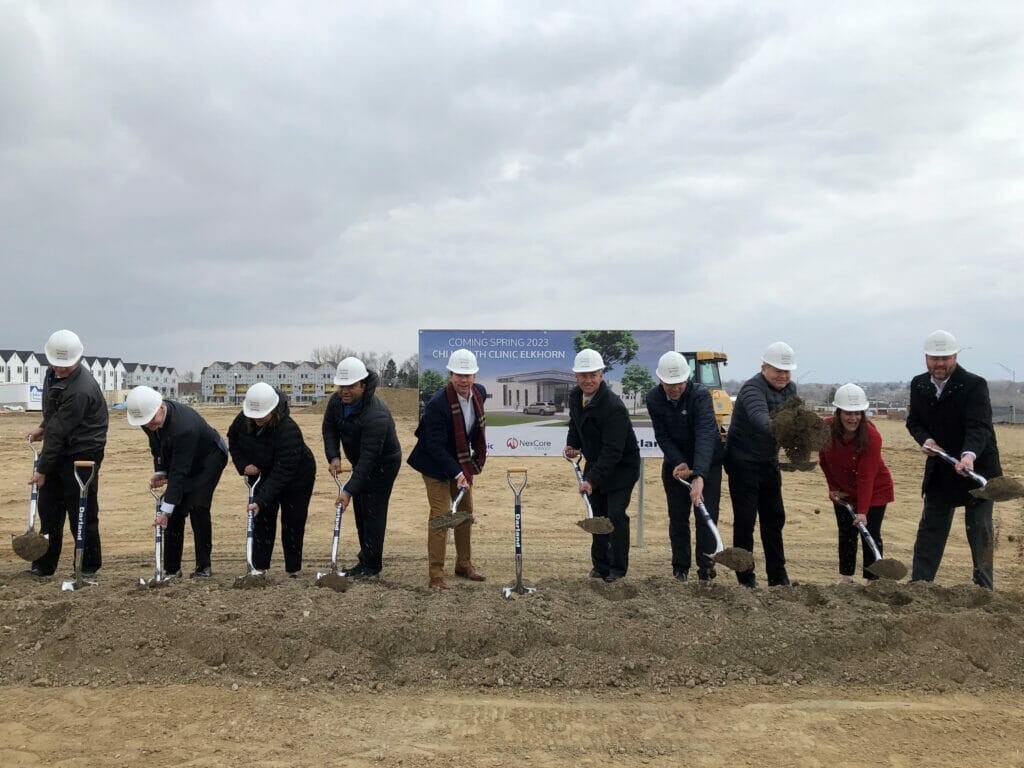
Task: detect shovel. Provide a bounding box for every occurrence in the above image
[565,454,614,535]
[837,499,907,580]
[427,486,476,530]
[923,444,1024,502]
[61,461,98,592]
[502,467,536,599]
[139,488,173,588]
[233,475,268,589]
[676,477,754,572]
[315,470,351,592]
[12,439,50,561]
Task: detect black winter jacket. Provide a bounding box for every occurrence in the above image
[143,400,227,509]
[725,372,797,465]
[645,381,723,478]
[322,371,402,494]
[228,391,316,511]
[566,381,640,493]
[37,365,108,474]
[906,365,1002,506]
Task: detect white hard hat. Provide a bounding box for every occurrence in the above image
[334,356,369,386]
[243,382,280,418]
[126,386,163,426]
[44,329,84,367]
[923,330,959,356]
[832,383,869,412]
[572,348,604,373]
[446,348,479,375]
[656,351,690,384]
[761,341,797,371]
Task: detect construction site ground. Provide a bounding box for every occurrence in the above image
[2,390,1023,767]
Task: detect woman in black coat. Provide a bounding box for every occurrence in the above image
[227,383,316,576]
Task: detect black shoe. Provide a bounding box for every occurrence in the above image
[673,571,689,582]
[768,570,791,587]
[25,565,51,577]
[698,567,717,582]
[287,570,302,579]
[344,564,368,578]
[604,570,625,583]
[589,568,609,579]
[737,570,758,589]
[190,566,212,578]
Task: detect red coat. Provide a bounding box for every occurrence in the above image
[818,418,894,515]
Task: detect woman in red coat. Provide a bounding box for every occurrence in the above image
[818,383,895,584]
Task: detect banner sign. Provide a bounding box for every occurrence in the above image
[418,329,673,457]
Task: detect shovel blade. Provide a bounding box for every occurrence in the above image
[866,558,908,581]
[427,512,475,530]
[577,517,614,535]
[713,547,755,572]
[502,584,537,599]
[314,571,351,592]
[12,532,49,562]
[969,476,1024,502]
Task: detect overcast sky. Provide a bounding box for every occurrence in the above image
[3,1,1022,384]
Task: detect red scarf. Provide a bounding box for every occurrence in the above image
[446,382,487,480]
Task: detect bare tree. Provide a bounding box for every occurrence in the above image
[310,345,356,365]
[182,369,198,383]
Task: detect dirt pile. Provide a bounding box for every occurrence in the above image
[1,573,1022,696]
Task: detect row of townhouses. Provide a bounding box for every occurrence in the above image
[201,361,338,404]
[0,349,177,408]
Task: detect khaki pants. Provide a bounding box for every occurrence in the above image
[424,476,474,579]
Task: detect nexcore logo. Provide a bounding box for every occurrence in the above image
[506,437,552,450]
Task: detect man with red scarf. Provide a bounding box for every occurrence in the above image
[407,348,488,589]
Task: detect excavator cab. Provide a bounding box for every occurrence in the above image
[681,351,732,439]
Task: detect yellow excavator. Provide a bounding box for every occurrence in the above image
[681,351,732,439]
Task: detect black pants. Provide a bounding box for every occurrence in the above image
[164,502,213,574]
[253,473,315,573]
[833,503,887,579]
[589,485,634,577]
[352,477,398,573]
[912,494,994,590]
[662,462,723,575]
[35,459,102,576]
[727,458,788,585]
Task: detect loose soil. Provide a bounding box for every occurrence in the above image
[2,396,1024,767]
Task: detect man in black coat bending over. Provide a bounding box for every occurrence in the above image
[563,348,640,583]
[907,330,1001,590]
[126,385,228,578]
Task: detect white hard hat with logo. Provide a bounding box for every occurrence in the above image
[44,329,84,367]
[923,330,959,356]
[125,386,163,426]
[761,341,797,371]
[446,348,479,374]
[243,382,280,418]
[572,348,604,373]
[656,351,690,384]
[334,357,369,386]
[832,383,869,412]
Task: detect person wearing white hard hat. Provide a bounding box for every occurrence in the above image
[564,348,641,582]
[24,329,108,577]
[407,348,488,589]
[818,384,894,584]
[645,351,724,582]
[723,340,799,588]
[321,357,402,578]
[228,383,316,577]
[907,331,1001,590]
[126,385,228,578]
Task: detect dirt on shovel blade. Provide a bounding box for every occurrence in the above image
[233,573,269,590]
[11,533,49,561]
[713,547,754,572]
[427,513,475,530]
[866,558,908,580]
[771,397,829,469]
[970,476,1024,502]
[577,517,614,535]
[315,571,351,592]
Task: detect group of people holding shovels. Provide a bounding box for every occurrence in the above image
[15,328,1021,593]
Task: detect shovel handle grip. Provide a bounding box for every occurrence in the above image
[74,460,95,468]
